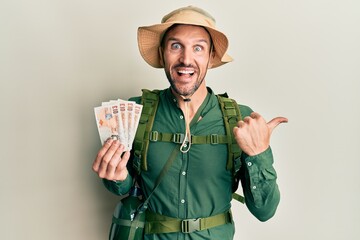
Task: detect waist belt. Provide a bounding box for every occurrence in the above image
[145,210,232,234]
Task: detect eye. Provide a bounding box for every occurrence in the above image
[194,46,203,52]
[171,43,181,50]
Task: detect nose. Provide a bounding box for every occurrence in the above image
[179,48,192,66]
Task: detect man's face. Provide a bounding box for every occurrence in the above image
[161,24,213,97]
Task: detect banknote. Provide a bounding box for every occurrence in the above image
[129,103,143,147]
[94,99,142,151]
[118,101,129,149]
[94,104,120,145]
[126,101,135,150]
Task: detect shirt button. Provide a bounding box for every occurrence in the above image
[181,199,185,204]
[182,171,186,176]
[180,115,184,119]
[247,162,252,166]
[252,186,257,190]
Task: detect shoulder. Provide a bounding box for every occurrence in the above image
[213,90,254,118]
[128,96,141,104]
[238,104,253,118]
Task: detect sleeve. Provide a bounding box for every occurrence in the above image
[238,104,280,221]
[240,147,280,221]
[102,174,133,196]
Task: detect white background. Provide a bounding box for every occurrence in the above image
[1,0,359,239]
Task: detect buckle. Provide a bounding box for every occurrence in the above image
[228,116,238,124]
[210,134,219,144]
[172,133,185,143]
[149,131,159,142]
[181,218,200,233]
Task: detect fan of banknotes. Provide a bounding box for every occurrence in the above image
[94,100,143,151]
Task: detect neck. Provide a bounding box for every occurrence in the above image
[172,85,208,121]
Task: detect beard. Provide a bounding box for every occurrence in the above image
[165,64,205,97]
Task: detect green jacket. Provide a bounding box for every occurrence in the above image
[104,88,280,239]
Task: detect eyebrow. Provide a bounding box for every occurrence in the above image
[166,37,210,45]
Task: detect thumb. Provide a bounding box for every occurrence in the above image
[267,117,288,133]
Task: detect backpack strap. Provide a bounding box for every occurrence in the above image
[217,93,244,203]
[133,89,160,175]
[216,93,242,171]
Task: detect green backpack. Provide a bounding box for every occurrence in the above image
[132,89,245,203]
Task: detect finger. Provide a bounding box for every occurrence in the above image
[267,117,288,133]
[250,112,261,119]
[117,151,131,170]
[105,145,127,179]
[236,120,245,128]
[98,141,124,178]
[243,116,251,123]
[233,126,242,140]
[92,139,113,172]
[114,151,131,180]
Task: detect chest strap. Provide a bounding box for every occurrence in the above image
[144,210,232,234]
[148,131,229,145]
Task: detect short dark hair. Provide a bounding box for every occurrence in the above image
[160,24,214,51]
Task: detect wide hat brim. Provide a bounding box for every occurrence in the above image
[137,7,233,69]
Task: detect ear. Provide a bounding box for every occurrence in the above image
[207,49,216,69]
[158,47,164,67]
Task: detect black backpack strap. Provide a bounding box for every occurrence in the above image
[133,89,160,175]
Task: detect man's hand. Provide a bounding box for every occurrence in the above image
[233,112,288,156]
[92,139,130,181]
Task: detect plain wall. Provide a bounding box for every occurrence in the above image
[1,0,359,239]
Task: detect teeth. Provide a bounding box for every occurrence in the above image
[178,70,194,74]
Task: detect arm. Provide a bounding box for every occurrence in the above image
[92,139,133,195]
[234,105,287,221]
[240,147,280,221]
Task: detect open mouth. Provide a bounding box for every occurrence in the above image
[177,69,195,76]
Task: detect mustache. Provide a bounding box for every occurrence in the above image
[174,63,195,68]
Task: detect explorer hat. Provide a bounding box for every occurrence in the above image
[137,6,233,69]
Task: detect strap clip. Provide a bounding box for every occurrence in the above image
[181,218,200,233]
[210,134,219,144]
[172,133,185,144]
[149,131,159,142]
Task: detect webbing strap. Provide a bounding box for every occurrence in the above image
[145,210,232,234]
[112,216,145,228]
[133,89,159,174]
[217,94,245,204]
[128,211,145,240]
[148,131,228,145]
[216,94,242,171]
[232,193,245,203]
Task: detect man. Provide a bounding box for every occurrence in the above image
[93,6,287,239]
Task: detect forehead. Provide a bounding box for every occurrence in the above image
[163,24,212,43]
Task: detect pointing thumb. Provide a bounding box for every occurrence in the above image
[267,117,288,133]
